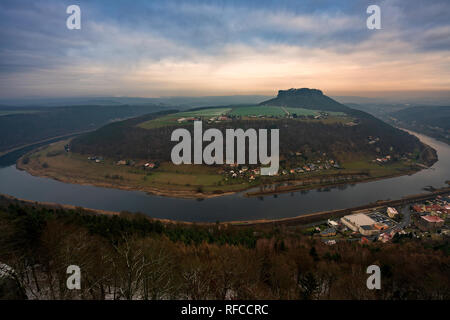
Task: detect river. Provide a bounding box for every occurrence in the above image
[0,131,449,222]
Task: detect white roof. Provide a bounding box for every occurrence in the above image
[387,207,398,214]
[343,213,375,226]
[328,219,339,226]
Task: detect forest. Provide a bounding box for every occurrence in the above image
[0,197,448,300]
[71,108,431,165]
[0,104,166,153]
[390,106,450,130]
[387,106,450,145]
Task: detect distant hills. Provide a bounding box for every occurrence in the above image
[387,106,450,144]
[390,106,450,130]
[2,89,442,171]
[332,93,450,106]
[71,88,434,166]
[0,95,273,108]
[3,91,449,108]
[0,105,166,153]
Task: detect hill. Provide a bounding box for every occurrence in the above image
[71,109,425,164]
[387,106,450,144]
[19,89,437,198]
[260,88,350,113]
[0,104,166,154]
[71,89,429,164]
[0,95,272,108]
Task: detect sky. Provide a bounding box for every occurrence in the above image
[0,0,449,99]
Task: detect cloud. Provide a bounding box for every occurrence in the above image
[0,0,449,98]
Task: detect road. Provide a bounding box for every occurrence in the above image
[398,206,412,229]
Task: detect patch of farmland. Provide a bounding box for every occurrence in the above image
[229,105,286,117]
[137,108,231,129]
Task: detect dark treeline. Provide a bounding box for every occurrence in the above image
[388,106,450,145]
[0,105,167,153]
[72,112,428,164]
[0,198,258,248]
[390,106,450,131]
[0,198,448,300]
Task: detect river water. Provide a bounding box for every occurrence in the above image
[0,131,449,222]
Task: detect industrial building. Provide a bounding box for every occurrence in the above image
[340,213,389,236]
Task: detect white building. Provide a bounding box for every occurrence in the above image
[327,219,339,228]
[387,207,398,218]
[340,213,379,236]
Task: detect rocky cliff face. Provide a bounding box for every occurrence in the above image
[260,88,350,112]
[277,88,324,98]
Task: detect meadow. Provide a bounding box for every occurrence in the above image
[228,105,286,117]
[21,140,253,196]
[137,105,349,130]
[138,108,231,129]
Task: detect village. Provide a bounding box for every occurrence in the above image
[304,193,450,245]
[222,158,341,182]
[86,153,341,184]
[175,110,340,124]
[79,134,415,188]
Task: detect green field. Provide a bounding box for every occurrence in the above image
[137,105,288,129]
[175,108,231,118]
[138,108,231,129]
[22,140,252,196]
[284,107,345,117]
[138,105,349,129]
[228,105,286,117]
[284,107,317,116]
